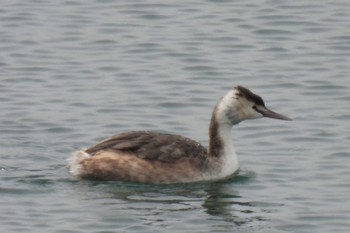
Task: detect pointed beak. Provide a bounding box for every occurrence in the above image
[256,106,292,121]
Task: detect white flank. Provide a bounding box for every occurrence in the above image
[66,150,90,176]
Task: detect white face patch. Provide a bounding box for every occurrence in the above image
[234,95,263,120]
[215,89,263,125]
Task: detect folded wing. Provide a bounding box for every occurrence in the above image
[85,131,208,163]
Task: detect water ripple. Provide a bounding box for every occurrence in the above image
[1,0,350,232]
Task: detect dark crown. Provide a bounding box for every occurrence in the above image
[235,86,266,107]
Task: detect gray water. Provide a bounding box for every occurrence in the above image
[1,0,350,232]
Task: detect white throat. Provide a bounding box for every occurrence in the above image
[216,123,239,178]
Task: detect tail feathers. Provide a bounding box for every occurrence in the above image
[66,150,91,176]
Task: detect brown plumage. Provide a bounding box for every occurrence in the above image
[85,131,208,162]
[74,131,213,183]
[67,86,291,184]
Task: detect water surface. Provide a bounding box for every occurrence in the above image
[1,1,350,232]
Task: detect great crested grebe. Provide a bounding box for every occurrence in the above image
[67,86,291,184]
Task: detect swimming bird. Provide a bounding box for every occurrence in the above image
[67,86,291,184]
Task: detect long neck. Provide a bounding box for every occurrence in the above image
[208,110,239,177]
[206,91,241,177]
[208,112,235,158]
